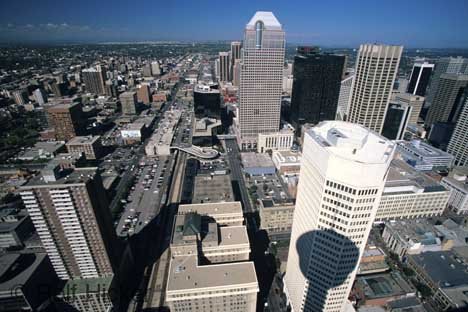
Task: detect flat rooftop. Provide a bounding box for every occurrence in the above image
[356,272,415,299]
[384,159,447,194]
[178,202,243,217]
[409,250,468,288]
[397,140,454,159]
[307,121,394,164]
[192,174,234,204]
[241,152,275,169]
[60,276,114,294]
[22,167,97,187]
[0,252,48,291]
[66,135,100,145]
[167,255,257,292]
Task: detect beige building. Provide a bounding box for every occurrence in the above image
[394,93,424,125]
[375,159,450,222]
[348,44,403,133]
[257,127,294,153]
[259,199,295,239]
[166,202,258,312]
[66,135,103,160]
[272,150,301,176]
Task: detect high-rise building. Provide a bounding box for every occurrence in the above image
[47,102,84,141]
[425,74,468,127]
[348,44,403,133]
[426,57,468,105]
[151,61,161,76]
[12,89,29,105]
[218,52,230,82]
[394,93,424,125]
[137,84,151,104]
[231,41,242,63]
[19,165,117,280]
[119,91,137,115]
[33,88,48,105]
[447,89,468,166]
[407,62,434,96]
[284,121,394,312]
[193,84,221,118]
[336,75,354,121]
[142,64,152,77]
[381,102,412,140]
[290,46,345,127]
[232,59,241,87]
[238,11,285,149]
[82,65,107,95]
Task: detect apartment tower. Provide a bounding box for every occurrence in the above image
[284,121,395,312]
[238,11,285,149]
[347,44,403,133]
[19,166,117,280]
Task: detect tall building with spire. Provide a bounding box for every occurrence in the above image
[237,11,285,150]
[284,121,394,312]
[347,44,403,133]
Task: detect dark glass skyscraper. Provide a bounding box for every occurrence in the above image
[290,47,345,127]
[407,62,434,96]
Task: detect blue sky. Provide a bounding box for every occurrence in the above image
[0,0,467,47]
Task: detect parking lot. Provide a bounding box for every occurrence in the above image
[116,155,172,237]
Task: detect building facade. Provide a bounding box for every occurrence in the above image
[348,44,403,133]
[218,52,230,82]
[82,65,107,95]
[257,127,294,153]
[425,74,468,127]
[381,102,412,140]
[66,135,103,160]
[290,47,345,127]
[336,75,354,121]
[447,89,468,167]
[47,102,84,141]
[441,167,468,214]
[407,62,434,96]
[19,166,117,280]
[238,11,285,149]
[284,121,395,312]
[119,91,137,115]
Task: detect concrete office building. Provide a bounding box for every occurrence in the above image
[381,102,412,140]
[238,12,285,149]
[284,121,395,312]
[66,135,103,160]
[348,44,403,133]
[394,93,424,125]
[218,52,230,82]
[447,90,468,166]
[290,46,345,127]
[407,62,434,96]
[441,167,468,214]
[19,165,117,280]
[119,91,137,115]
[426,56,468,106]
[151,61,161,76]
[375,160,450,222]
[232,59,241,87]
[47,102,84,141]
[165,202,258,312]
[82,65,107,95]
[425,74,468,127]
[12,89,29,105]
[336,75,354,121]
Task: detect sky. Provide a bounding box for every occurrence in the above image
[0,0,467,48]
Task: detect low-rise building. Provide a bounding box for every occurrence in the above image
[0,209,34,249]
[145,109,181,156]
[66,135,103,160]
[440,167,468,214]
[407,248,468,311]
[16,141,65,161]
[353,272,416,307]
[272,150,301,176]
[396,140,455,171]
[166,202,258,312]
[241,152,276,176]
[375,160,449,221]
[257,126,294,153]
[382,218,468,259]
[358,245,389,276]
[259,199,295,240]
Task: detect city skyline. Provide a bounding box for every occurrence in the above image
[0,0,467,48]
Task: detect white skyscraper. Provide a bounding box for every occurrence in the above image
[238,11,285,150]
[336,75,354,120]
[447,90,468,167]
[348,44,403,133]
[284,121,395,312]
